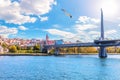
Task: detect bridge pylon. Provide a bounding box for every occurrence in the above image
[99,9,107,58]
[54,47,60,55]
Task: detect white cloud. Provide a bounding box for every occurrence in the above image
[38,16,48,21]
[74,16,99,32]
[0,0,56,24]
[70,16,100,42]
[105,30,117,35]
[88,31,100,39]
[88,31,100,35]
[0,0,36,24]
[118,24,120,26]
[45,29,79,42]
[45,28,93,42]
[103,30,117,39]
[45,16,100,42]
[20,0,56,15]
[75,24,98,31]
[76,16,100,24]
[0,26,18,38]
[18,26,28,30]
[91,18,100,23]
[77,16,89,24]
[45,29,75,38]
[92,35,100,39]
[52,24,60,28]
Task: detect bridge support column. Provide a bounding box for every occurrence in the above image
[54,48,60,55]
[47,49,50,54]
[40,44,43,53]
[99,47,107,58]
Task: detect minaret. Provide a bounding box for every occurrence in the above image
[101,9,104,40]
[46,34,49,45]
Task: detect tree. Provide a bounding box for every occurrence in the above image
[27,46,33,50]
[15,45,21,50]
[33,44,40,50]
[9,45,17,53]
[2,43,8,48]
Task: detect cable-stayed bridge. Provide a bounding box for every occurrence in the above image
[44,40,120,48]
[42,9,120,58]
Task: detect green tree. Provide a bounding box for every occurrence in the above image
[15,45,21,50]
[33,44,40,50]
[9,45,17,53]
[27,46,33,50]
[2,43,8,48]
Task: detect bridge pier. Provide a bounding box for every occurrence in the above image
[41,47,50,54]
[54,48,60,55]
[46,49,50,54]
[40,44,43,52]
[99,46,107,58]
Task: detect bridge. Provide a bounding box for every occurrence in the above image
[42,9,120,58]
[44,41,120,48]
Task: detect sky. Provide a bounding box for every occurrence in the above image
[0,0,120,42]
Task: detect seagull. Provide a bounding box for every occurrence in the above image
[61,8,72,18]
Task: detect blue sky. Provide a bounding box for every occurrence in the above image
[0,0,120,42]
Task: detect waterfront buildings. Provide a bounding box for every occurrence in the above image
[0,34,55,52]
[0,34,79,53]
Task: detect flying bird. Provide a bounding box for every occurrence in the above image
[61,9,72,18]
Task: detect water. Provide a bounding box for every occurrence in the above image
[0,55,120,80]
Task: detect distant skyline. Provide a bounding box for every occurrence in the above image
[0,0,120,42]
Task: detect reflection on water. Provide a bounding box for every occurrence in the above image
[0,55,120,80]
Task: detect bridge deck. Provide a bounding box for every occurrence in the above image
[94,39,120,44]
[44,42,120,48]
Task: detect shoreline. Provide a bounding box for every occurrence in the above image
[0,53,120,56]
[0,53,49,56]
